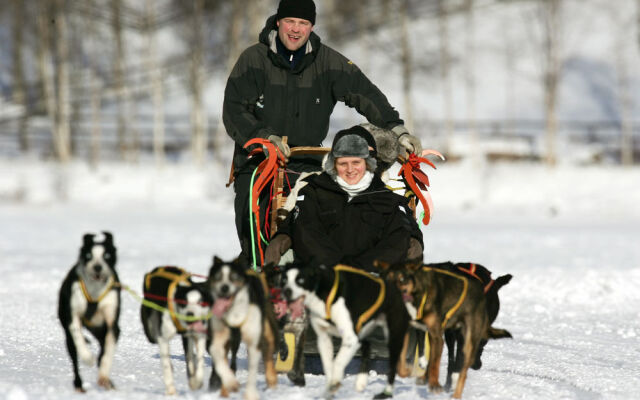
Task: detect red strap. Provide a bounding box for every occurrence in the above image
[398,153,437,225]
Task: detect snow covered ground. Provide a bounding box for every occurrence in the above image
[1,160,639,400]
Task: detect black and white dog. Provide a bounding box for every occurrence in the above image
[140,266,212,394]
[282,263,411,399]
[58,232,120,392]
[206,257,278,400]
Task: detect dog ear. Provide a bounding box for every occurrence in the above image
[407,262,422,272]
[212,256,224,267]
[102,231,114,246]
[83,233,95,246]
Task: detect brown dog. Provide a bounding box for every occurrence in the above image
[380,261,511,399]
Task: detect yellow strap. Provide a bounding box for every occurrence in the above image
[325,264,386,334]
[418,267,469,329]
[79,275,115,304]
[145,267,192,333]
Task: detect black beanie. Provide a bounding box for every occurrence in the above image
[277,0,316,25]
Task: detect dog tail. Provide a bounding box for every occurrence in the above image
[493,274,513,292]
[486,326,512,340]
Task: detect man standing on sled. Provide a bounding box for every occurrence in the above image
[222,0,424,262]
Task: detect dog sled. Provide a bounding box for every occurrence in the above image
[236,131,444,377]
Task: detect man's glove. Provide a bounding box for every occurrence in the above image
[392,125,423,155]
[264,234,292,266]
[267,135,291,158]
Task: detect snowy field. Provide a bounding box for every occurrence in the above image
[1,160,639,400]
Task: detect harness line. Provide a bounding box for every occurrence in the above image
[416,267,469,329]
[325,264,386,333]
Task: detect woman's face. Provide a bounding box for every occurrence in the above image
[335,157,366,185]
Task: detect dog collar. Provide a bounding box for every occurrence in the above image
[325,264,386,333]
[79,275,115,304]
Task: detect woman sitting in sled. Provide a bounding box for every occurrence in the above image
[265,124,423,271]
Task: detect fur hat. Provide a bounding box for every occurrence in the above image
[277,0,316,25]
[323,125,378,177]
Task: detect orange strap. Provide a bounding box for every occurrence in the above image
[243,138,286,265]
[398,153,437,225]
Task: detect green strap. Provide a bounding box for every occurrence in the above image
[121,284,211,322]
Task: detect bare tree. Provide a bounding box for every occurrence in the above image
[464,0,478,153]
[145,0,166,167]
[539,0,562,166]
[111,0,132,160]
[437,0,453,154]
[400,0,415,133]
[190,0,208,165]
[11,0,29,153]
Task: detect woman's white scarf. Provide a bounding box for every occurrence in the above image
[335,171,374,201]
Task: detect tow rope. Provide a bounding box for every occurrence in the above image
[243,138,287,267]
[143,266,211,333]
[398,150,444,226]
[416,266,468,329]
[325,264,386,333]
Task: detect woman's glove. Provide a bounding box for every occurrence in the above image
[392,125,423,155]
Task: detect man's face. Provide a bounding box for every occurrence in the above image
[277,17,313,51]
[335,157,367,185]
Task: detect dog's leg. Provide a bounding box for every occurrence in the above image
[241,306,264,400]
[261,319,278,389]
[452,321,482,399]
[183,335,205,390]
[444,329,457,391]
[210,327,239,397]
[311,319,335,393]
[286,314,307,386]
[426,329,444,393]
[158,336,176,395]
[330,331,359,393]
[69,316,96,367]
[96,293,119,390]
[62,327,85,391]
[355,340,371,392]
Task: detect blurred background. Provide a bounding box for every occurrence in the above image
[1,0,639,175]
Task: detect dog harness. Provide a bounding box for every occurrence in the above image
[144,266,193,333]
[325,264,386,333]
[79,275,116,304]
[456,263,495,294]
[416,266,468,329]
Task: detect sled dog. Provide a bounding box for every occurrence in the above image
[58,232,120,392]
[206,257,278,400]
[282,263,411,399]
[140,266,211,394]
[381,261,512,399]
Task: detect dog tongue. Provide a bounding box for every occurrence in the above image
[288,297,305,321]
[212,297,232,318]
[189,320,207,333]
[402,293,414,302]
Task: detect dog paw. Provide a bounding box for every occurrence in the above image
[428,383,443,393]
[97,376,115,390]
[188,377,203,391]
[165,386,176,396]
[328,381,341,394]
[244,389,259,400]
[287,370,305,387]
[355,373,368,392]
